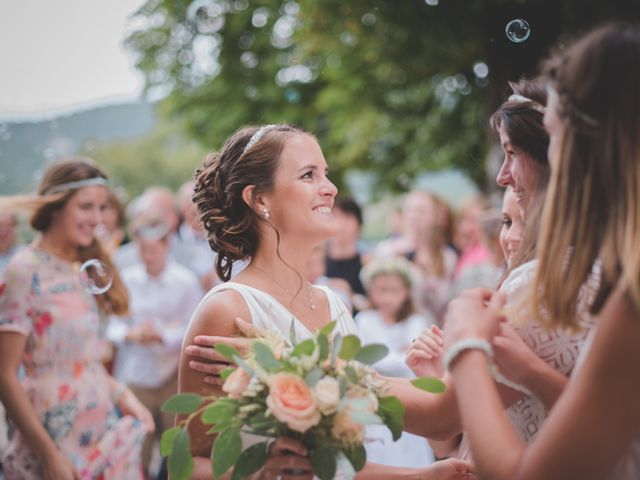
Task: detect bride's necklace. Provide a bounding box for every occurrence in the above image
[249,264,316,311]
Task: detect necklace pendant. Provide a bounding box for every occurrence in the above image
[311,304,316,310]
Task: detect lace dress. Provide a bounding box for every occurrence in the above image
[456,260,595,460]
[0,248,146,480]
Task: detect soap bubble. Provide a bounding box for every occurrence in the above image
[79,259,113,295]
[505,19,531,43]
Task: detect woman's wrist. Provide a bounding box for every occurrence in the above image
[443,337,493,373]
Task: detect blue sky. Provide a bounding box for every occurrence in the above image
[0,0,145,120]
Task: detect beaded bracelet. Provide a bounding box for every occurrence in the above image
[443,337,531,395]
[443,337,494,372]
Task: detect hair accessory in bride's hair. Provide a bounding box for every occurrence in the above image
[242,124,278,155]
[507,94,546,114]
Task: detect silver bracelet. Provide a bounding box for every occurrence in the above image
[443,337,532,395]
[112,382,128,403]
[443,337,494,372]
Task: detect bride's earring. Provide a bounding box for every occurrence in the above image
[263,209,270,219]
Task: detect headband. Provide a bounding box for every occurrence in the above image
[507,94,546,114]
[43,177,109,195]
[242,124,278,155]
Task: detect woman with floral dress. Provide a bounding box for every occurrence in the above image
[0,157,153,480]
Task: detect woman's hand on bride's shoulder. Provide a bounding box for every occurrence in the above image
[406,324,446,378]
[185,317,262,386]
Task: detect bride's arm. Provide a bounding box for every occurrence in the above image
[178,290,247,461]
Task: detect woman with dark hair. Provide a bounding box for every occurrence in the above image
[443,23,640,479]
[396,75,595,463]
[180,124,473,479]
[0,157,153,479]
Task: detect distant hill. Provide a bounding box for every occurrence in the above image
[0,102,156,195]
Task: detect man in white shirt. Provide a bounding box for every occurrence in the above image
[107,209,202,478]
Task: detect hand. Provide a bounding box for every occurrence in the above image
[186,317,260,385]
[492,322,539,386]
[418,457,477,479]
[118,388,155,433]
[442,288,506,346]
[126,323,162,344]
[42,450,80,480]
[406,324,446,378]
[255,437,314,480]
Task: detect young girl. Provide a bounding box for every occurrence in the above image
[355,256,435,469]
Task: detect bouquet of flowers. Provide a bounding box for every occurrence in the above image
[161,321,444,480]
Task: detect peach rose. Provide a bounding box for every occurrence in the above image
[222,368,251,399]
[266,372,321,432]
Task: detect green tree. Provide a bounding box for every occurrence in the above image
[86,120,208,199]
[125,0,640,193]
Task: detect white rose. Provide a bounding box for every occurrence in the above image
[314,376,340,415]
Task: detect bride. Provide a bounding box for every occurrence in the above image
[178,124,474,479]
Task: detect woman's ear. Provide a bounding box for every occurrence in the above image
[241,185,270,215]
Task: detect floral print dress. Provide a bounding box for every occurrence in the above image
[0,247,146,479]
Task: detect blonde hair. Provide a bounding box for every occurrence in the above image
[534,24,640,329]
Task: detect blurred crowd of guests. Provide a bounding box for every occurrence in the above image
[0,172,506,479]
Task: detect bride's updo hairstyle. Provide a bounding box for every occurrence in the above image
[193,124,308,281]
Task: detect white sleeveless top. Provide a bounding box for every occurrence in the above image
[456,260,595,460]
[197,281,357,479]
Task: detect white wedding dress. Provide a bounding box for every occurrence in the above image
[199,281,356,479]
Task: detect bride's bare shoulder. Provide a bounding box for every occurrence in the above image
[189,287,252,337]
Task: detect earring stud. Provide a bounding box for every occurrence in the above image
[263,209,270,219]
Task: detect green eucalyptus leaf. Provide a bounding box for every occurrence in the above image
[354,344,389,365]
[168,428,194,480]
[304,368,324,387]
[310,446,337,480]
[338,376,347,397]
[411,377,446,393]
[291,338,316,357]
[349,410,384,425]
[345,365,359,383]
[233,355,254,376]
[338,335,361,360]
[202,398,239,425]
[331,334,343,366]
[213,427,242,478]
[378,396,405,441]
[345,443,367,471]
[253,341,282,372]
[233,441,269,477]
[220,366,236,381]
[160,426,181,457]
[319,320,337,336]
[317,333,329,361]
[162,393,204,414]
[215,343,241,361]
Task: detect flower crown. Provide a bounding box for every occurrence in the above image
[360,255,419,290]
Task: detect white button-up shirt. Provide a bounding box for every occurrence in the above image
[107,261,203,388]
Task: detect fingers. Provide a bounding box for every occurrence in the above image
[234,317,263,338]
[193,335,252,354]
[186,344,234,364]
[187,359,230,375]
[270,437,309,456]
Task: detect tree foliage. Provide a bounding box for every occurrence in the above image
[125,0,640,193]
